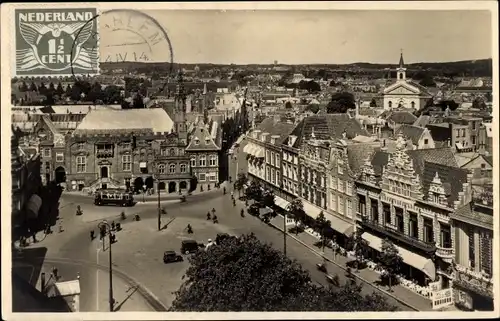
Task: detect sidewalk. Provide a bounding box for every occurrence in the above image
[269,217,433,311]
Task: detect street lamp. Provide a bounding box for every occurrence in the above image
[97,220,114,312]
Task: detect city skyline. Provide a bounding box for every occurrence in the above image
[101,10,494,65]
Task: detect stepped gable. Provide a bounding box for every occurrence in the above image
[421,161,470,207]
[72,109,174,136]
[291,114,369,148]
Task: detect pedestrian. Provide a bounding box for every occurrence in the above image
[52,266,59,280]
[111,221,116,231]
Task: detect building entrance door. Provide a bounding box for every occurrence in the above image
[101,166,109,178]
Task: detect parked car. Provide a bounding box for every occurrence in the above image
[163,251,183,264]
[180,239,199,254]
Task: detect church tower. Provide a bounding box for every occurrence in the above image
[174,70,188,141]
[396,50,406,82]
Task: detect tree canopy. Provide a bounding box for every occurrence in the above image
[170,233,397,312]
[326,92,356,113]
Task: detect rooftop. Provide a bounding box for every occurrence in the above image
[73,109,174,135]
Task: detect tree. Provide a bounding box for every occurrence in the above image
[285,101,293,109]
[472,97,487,110]
[348,231,369,271]
[314,211,331,252]
[286,198,306,234]
[103,85,122,104]
[87,82,103,103]
[437,100,459,111]
[38,83,47,95]
[234,173,248,198]
[326,92,356,113]
[369,98,377,107]
[376,238,403,291]
[132,94,145,109]
[299,80,321,93]
[29,82,38,92]
[419,74,436,87]
[170,233,397,311]
[20,81,29,92]
[244,180,262,203]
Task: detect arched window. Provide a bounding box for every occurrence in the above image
[411,101,415,109]
[170,148,175,155]
[158,164,165,174]
[388,101,393,108]
[190,157,196,167]
[180,164,187,173]
[399,73,403,80]
[169,164,176,173]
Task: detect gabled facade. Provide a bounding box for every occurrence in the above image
[395,124,435,150]
[383,52,432,110]
[355,133,474,292]
[185,118,222,190]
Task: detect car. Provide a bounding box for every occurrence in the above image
[180,239,199,254]
[163,251,183,264]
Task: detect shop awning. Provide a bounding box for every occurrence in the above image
[26,194,42,219]
[302,200,325,220]
[455,142,464,150]
[243,144,253,154]
[274,195,290,210]
[324,212,354,236]
[259,207,273,216]
[362,232,436,281]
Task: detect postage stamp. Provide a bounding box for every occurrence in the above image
[15,8,99,77]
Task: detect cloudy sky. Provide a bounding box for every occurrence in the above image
[133,9,493,64]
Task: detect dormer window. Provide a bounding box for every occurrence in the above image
[205,137,210,144]
[195,138,200,145]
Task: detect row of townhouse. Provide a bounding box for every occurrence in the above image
[244,114,494,311]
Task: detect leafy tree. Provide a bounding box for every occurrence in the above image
[55,83,64,96]
[20,81,29,92]
[103,85,122,104]
[472,97,487,110]
[326,92,356,113]
[376,238,403,291]
[88,82,103,103]
[234,173,248,198]
[38,83,47,95]
[419,75,436,87]
[70,85,82,101]
[170,233,397,312]
[29,82,38,92]
[314,211,331,252]
[244,180,262,203]
[299,80,321,93]
[285,101,293,109]
[348,231,369,271]
[286,198,306,234]
[369,98,377,107]
[132,93,145,109]
[65,84,72,96]
[48,82,56,94]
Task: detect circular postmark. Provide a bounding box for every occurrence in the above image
[71,9,174,79]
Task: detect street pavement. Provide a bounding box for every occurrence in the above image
[12,136,429,312]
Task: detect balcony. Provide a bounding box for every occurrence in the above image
[435,246,454,263]
[359,216,436,253]
[96,149,114,158]
[454,266,493,298]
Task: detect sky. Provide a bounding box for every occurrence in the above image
[125,10,494,65]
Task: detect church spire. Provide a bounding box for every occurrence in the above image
[399,49,405,68]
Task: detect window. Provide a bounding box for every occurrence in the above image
[468,227,475,268]
[271,168,275,184]
[209,173,217,181]
[122,155,132,171]
[395,208,404,233]
[424,139,429,145]
[170,148,176,156]
[338,196,344,215]
[76,156,86,173]
[209,155,217,166]
[411,101,415,109]
[456,129,460,138]
[266,151,271,163]
[331,193,337,212]
[169,164,176,173]
[472,135,476,145]
[276,170,280,184]
[337,159,344,174]
[472,122,476,130]
[275,154,280,167]
[199,155,206,166]
[347,200,352,218]
[321,176,325,188]
[388,101,393,108]
[358,195,366,215]
[440,224,451,248]
[180,164,187,173]
[77,142,85,150]
[423,218,434,244]
[161,148,167,156]
[44,148,51,157]
[409,213,418,239]
[481,163,486,169]
[123,142,131,149]
[56,152,64,162]
[480,231,492,277]
[205,138,210,144]
[462,129,466,137]
[199,173,206,181]
[190,157,196,167]
[338,179,345,193]
[371,200,378,222]
[195,138,200,145]
[383,204,391,225]
[331,176,337,190]
[266,167,271,181]
[271,152,275,166]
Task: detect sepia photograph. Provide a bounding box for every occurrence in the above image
[1,1,498,319]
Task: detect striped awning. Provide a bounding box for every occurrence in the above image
[324,212,354,236]
[26,194,42,219]
[302,200,325,219]
[362,232,436,281]
[274,195,291,210]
